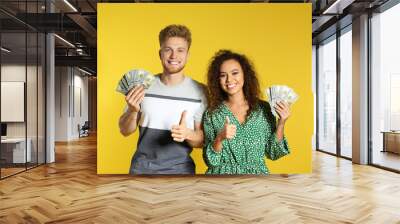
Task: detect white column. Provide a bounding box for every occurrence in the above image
[45,1,55,163]
[352,14,369,164]
[46,33,55,163]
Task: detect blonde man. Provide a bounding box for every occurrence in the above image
[119,25,206,174]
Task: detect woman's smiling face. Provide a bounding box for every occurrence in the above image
[219,59,245,97]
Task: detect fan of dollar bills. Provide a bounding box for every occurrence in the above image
[265,85,299,117]
[116,69,155,95]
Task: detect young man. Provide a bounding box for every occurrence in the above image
[119,24,207,174]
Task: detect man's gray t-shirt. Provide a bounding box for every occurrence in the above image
[129,75,207,174]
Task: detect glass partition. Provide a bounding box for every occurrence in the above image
[339,28,352,158]
[317,35,337,155]
[371,3,400,171]
[0,1,46,179]
[1,30,28,177]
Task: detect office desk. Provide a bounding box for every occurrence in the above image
[381,131,400,154]
[1,138,31,163]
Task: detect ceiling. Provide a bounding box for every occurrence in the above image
[0,0,393,75]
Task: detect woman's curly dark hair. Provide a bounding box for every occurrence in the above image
[206,50,261,116]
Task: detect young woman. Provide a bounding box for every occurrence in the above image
[203,50,291,174]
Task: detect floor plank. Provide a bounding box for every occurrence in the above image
[1,134,400,223]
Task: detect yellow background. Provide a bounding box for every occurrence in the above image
[97,3,312,174]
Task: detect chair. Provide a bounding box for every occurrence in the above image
[78,121,90,138]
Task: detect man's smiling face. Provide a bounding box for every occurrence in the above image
[159,37,189,75]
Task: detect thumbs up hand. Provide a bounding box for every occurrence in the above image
[171,111,189,142]
[218,116,237,140]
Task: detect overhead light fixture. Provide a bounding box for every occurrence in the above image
[322,0,355,15]
[54,34,75,48]
[77,67,93,76]
[76,48,86,56]
[1,47,11,53]
[63,0,78,12]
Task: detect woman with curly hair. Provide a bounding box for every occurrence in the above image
[203,50,291,174]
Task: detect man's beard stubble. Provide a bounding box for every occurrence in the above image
[163,64,185,75]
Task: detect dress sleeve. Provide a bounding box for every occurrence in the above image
[202,111,223,167]
[265,134,290,161]
[262,102,290,161]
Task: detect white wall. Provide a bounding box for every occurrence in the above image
[72,72,89,138]
[55,67,69,141]
[312,45,316,151]
[55,67,89,141]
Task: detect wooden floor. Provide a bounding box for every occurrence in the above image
[373,150,400,171]
[1,135,400,223]
[1,163,45,178]
[1,167,26,178]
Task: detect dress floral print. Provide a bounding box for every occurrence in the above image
[203,101,290,174]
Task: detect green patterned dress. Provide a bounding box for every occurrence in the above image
[203,101,290,174]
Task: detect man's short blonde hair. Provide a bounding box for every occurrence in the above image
[159,24,192,49]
